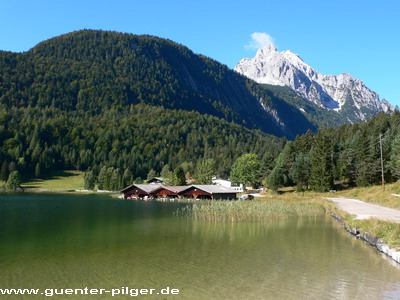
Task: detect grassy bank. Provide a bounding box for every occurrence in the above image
[334,181,400,209]
[343,215,400,249]
[22,170,85,191]
[177,199,325,221]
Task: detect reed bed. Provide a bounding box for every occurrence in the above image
[176,200,324,222]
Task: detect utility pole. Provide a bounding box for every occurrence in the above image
[379,133,385,191]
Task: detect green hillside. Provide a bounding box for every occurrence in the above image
[0,104,284,186]
[0,30,315,139]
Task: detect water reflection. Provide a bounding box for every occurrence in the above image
[0,193,400,299]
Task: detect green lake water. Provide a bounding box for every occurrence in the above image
[1,193,400,299]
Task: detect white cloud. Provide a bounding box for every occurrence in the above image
[245,32,275,50]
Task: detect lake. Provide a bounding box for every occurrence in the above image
[1,193,400,299]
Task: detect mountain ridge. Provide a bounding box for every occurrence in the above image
[0,29,317,139]
[235,43,394,122]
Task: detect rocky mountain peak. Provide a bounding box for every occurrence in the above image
[235,46,394,121]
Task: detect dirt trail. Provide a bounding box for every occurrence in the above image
[328,197,400,223]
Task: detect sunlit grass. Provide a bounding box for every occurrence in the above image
[22,170,85,191]
[334,181,400,209]
[344,216,400,249]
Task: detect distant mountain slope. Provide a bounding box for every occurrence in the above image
[0,104,284,181]
[0,30,318,138]
[235,44,394,123]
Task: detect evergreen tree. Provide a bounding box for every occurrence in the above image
[309,131,334,192]
[35,162,42,178]
[160,165,172,185]
[84,171,95,190]
[1,161,9,181]
[390,135,400,179]
[6,171,21,190]
[123,169,133,187]
[265,142,294,188]
[173,167,186,186]
[97,166,108,190]
[110,168,120,191]
[266,166,285,192]
[147,169,157,180]
[8,161,17,173]
[289,153,310,192]
[195,159,216,184]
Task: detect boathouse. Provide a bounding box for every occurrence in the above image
[151,186,188,198]
[121,184,238,200]
[120,184,162,199]
[179,185,237,200]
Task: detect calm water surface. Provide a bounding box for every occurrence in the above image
[0,193,400,299]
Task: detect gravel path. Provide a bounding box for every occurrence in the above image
[328,197,400,223]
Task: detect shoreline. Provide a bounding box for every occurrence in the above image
[1,188,120,197]
[331,212,400,266]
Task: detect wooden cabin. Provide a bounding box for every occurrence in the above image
[179,185,237,200]
[120,184,162,199]
[151,186,188,198]
[121,184,238,200]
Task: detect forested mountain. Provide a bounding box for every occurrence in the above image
[0,30,317,139]
[266,111,400,192]
[0,104,285,187]
[1,30,396,190]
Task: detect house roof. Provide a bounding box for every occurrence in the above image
[182,185,238,194]
[154,185,189,194]
[121,184,237,195]
[120,184,162,194]
[146,177,165,183]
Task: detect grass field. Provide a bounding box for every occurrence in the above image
[334,181,400,209]
[22,170,85,191]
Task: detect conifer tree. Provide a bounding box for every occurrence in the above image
[84,171,95,190]
[195,159,216,184]
[289,153,310,192]
[390,135,400,179]
[6,171,21,190]
[266,166,284,192]
[1,161,9,181]
[173,167,186,186]
[309,131,334,192]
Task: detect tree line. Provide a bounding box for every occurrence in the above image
[0,103,284,190]
[3,107,399,192]
[228,111,400,192]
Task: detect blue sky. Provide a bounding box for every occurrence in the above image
[1,0,400,105]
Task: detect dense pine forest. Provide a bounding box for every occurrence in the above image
[0,30,322,139]
[266,111,400,192]
[0,104,284,189]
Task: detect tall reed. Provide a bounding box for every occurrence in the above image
[176,200,324,222]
